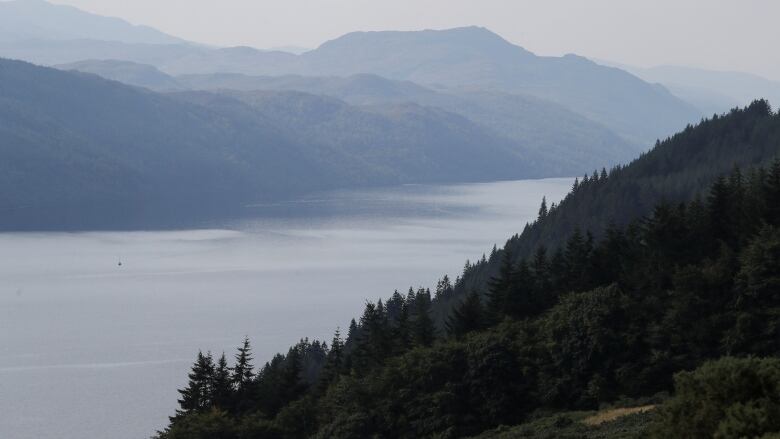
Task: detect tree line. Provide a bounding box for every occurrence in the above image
[157,103,780,438]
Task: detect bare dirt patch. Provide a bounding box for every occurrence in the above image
[582,405,656,426]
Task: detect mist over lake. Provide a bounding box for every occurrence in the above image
[0,178,571,439]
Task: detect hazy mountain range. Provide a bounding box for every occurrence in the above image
[0,0,184,44]
[628,65,780,115]
[54,61,637,174]
[1,0,775,229]
[1,58,555,229]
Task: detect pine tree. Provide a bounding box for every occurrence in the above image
[212,353,233,409]
[532,246,552,302]
[708,175,733,245]
[413,289,436,347]
[394,299,412,353]
[328,328,344,371]
[317,328,344,392]
[284,344,304,400]
[505,259,534,318]
[564,228,593,290]
[538,196,548,220]
[231,337,255,393]
[445,291,484,337]
[765,159,780,225]
[486,249,514,321]
[386,290,405,322]
[175,351,215,418]
[352,301,389,371]
[347,318,358,343]
[435,275,454,299]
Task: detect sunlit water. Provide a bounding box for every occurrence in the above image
[0,178,571,439]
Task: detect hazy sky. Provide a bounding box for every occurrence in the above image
[49,0,780,79]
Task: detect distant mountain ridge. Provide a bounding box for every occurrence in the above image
[163,26,701,144]
[56,59,184,90]
[0,58,548,230]
[176,72,639,173]
[0,0,184,44]
[627,64,780,114]
[52,60,640,175]
[0,3,703,145]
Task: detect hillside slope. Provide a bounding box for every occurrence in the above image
[447,100,780,307]
[0,10,703,145]
[156,105,780,437]
[290,27,699,143]
[0,58,540,230]
[167,27,701,144]
[55,59,184,90]
[177,73,639,174]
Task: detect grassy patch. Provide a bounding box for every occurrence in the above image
[472,405,657,439]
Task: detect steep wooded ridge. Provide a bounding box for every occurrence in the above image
[158,103,780,438]
[446,100,780,309]
[0,58,545,230]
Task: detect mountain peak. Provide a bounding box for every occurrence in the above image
[314,26,533,57]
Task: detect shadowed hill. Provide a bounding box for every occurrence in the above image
[0,58,544,230]
[444,100,780,312]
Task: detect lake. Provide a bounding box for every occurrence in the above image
[0,178,571,439]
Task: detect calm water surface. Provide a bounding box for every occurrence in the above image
[0,178,571,439]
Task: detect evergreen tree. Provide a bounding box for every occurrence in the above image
[435,275,454,299]
[486,249,514,321]
[531,246,552,307]
[327,328,344,372]
[211,353,232,410]
[346,318,358,343]
[765,159,780,226]
[538,196,548,220]
[284,344,305,401]
[413,288,436,347]
[564,228,593,291]
[445,291,484,337]
[231,337,255,393]
[175,351,215,418]
[393,299,412,353]
[708,176,732,244]
[505,259,534,318]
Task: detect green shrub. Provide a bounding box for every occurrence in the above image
[654,357,780,438]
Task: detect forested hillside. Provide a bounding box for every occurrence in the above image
[176,73,638,174]
[0,58,541,230]
[55,64,639,175]
[157,102,780,438]
[447,100,780,309]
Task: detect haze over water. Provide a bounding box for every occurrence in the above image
[0,177,571,439]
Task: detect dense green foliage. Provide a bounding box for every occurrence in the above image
[159,105,780,438]
[473,408,658,439]
[447,100,780,314]
[653,357,780,439]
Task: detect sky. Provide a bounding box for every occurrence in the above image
[48,0,780,80]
